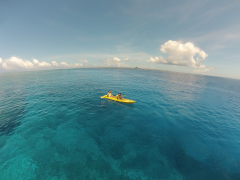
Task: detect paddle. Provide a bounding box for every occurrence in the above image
[119,95,126,101]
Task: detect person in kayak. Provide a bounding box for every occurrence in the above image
[107,90,113,97]
[116,93,123,100]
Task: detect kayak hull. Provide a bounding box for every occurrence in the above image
[101,95,135,104]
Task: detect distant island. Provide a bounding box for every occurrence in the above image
[71,66,168,72]
[66,66,229,79]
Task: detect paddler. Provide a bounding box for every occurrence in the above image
[107,90,113,97]
[116,93,123,100]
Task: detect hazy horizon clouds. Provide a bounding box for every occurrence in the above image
[0,0,239,78]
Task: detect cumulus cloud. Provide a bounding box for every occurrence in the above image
[123,58,136,62]
[52,61,59,66]
[78,59,88,63]
[74,63,83,67]
[1,57,34,70]
[60,62,69,66]
[60,62,83,67]
[147,40,212,72]
[33,59,51,67]
[0,57,83,71]
[99,57,128,67]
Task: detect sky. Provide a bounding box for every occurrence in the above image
[0,0,240,79]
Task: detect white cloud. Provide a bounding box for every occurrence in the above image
[99,57,128,67]
[193,67,214,73]
[33,59,51,67]
[60,62,83,68]
[74,63,83,67]
[0,57,83,71]
[60,62,69,66]
[78,59,88,63]
[1,57,34,70]
[109,57,121,62]
[52,61,59,66]
[123,58,136,62]
[147,40,211,72]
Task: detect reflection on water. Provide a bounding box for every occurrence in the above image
[0,69,240,179]
[161,72,206,102]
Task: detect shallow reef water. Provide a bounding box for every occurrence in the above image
[0,69,240,179]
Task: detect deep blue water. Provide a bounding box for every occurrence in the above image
[0,69,240,180]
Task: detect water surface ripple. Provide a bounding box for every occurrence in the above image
[0,69,240,179]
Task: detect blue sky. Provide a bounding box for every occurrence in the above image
[0,0,240,79]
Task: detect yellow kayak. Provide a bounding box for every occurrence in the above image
[101,95,136,104]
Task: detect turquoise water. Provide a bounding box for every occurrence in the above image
[0,69,240,180]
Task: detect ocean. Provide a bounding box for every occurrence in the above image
[0,69,240,180]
